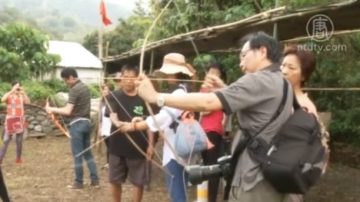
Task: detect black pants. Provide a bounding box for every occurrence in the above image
[0,169,10,202]
[201,132,223,202]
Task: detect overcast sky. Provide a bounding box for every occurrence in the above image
[106,0,150,22]
[106,0,149,10]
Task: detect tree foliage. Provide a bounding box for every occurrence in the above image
[82,0,360,144]
[304,33,360,144]
[0,23,60,82]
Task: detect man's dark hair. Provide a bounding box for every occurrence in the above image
[240,31,282,63]
[175,72,191,81]
[61,68,78,79]
[121,64,139,76]
[11,80,21,86]
[206,63,227,81]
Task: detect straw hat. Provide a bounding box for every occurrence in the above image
[153,53,194,77]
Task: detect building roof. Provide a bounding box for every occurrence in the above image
[103,0,360,73]
[48,40,102,69]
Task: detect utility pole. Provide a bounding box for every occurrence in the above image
[98,27,103,59]
[273,0,280,39]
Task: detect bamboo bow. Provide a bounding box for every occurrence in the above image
[45,97,71,138]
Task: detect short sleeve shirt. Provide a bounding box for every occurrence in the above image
[214,64,293,191]
[68,80,91,121]
[105,90,150,159]
[145,86,186,166]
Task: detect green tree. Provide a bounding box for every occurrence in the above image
[0,23,60,82]
[82,30,99,56]
[305,33,360,144]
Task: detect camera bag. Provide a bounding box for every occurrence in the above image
[247,80,327,194]
[224,79,289,200]
[260,108,324,193]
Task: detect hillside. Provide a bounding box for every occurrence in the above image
[0,0,137,41]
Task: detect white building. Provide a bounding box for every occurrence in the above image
[47,40,103,84]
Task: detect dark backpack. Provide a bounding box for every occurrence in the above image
[224,79,290,200]
[247,82,327,194]
[248,108,326,194]
[266,110,324,193]
[225,79,327,199]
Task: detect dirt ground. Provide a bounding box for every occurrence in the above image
[1,136,189,202]
[1,136,360,202]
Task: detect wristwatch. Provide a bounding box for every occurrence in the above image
[156,94,165,107]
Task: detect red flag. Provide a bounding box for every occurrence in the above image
[100,0,112,26]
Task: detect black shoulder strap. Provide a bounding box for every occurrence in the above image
[224,79,289,199]
[233,78,288,154]
[167,84,187,131]
[246,78,289,138]
[178,83,187,92]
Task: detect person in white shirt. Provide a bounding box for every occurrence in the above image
[98,82,115,167]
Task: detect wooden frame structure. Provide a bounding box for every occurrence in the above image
[103,0,360,73]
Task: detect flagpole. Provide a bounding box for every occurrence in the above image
[99,0,112,79]
[98,26,103,60]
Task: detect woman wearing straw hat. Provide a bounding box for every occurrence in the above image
[110,53,194,202]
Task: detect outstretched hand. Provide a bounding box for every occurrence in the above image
[45,99,52,114]
[132,117,144,123]
[203,75,226,89]
[136,74,158,104]
[110,113,136,133]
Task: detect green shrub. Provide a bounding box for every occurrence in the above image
[311,91,360,146]
[0,83,12,98]
[88,83,100,98]
[22,80,54,102]
[42,79,67,93]
[0,83,12,111]
[0,80,55,105]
